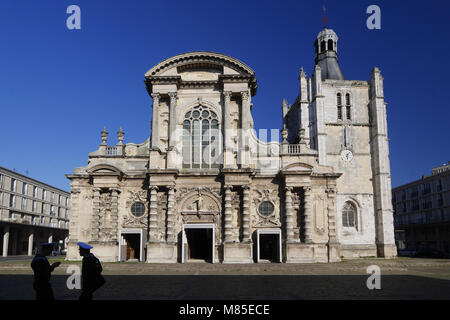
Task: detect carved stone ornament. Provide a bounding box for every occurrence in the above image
[126,190,148,208]
[314,194,327,235]
[99,228,116,242]
[176,187,221,223]
[252,189,281,227]
[122,215,148,229]
[122,190,149,228]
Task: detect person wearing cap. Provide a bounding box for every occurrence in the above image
[31,242,61,300]
[78,242,105,300]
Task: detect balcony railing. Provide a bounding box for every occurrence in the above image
[106,146,119,155]
[287,144,301,154]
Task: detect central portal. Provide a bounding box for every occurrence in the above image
[182,224,215,263]
[256,229,281,263]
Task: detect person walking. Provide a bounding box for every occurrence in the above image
[31,242,61,300]
[78,242,105,300]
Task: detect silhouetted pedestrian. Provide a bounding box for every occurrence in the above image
[31,242,61,300]
[78,242,105,300]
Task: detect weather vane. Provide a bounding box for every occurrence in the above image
[321,5,329,28]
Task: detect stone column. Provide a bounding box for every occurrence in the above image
[303,187,313,243]
[151,93,160,150]
[28,230,34,256]
[149,186,159,242]
[239,91,250,167]
[224,186,233,243]
[242,185,251,243]
[299,68,310,147]
[223,91,233,168]
[110,188,119,242]
[285,187,295,242]
[166,186,176,243]
[326,187,340,262]
[168,92,177,149]
[91,188,101,241]
[2,225,9,257]
[326,188,337,243]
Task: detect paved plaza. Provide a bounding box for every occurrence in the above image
[1,257,449,299]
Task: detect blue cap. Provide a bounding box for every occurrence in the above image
[39,242,56,247]
[77,242,93,250]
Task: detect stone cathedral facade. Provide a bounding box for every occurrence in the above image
[66,28,396,263]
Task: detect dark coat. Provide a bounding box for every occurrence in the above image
[31,254,55,300]
[81,253,104,293]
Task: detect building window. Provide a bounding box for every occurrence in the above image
[320,40,326,52]
[11,178,16,192]
[33,186,37,198]
[131,202,146,217]
[9,195,15,208]
[22,183,27,195]
[58,195,61,205]
[337,93,342,120]
[51,192,54,203]
[21,197,26,210]
[50,205,55,215]
[327,39,334,51]
[342,202,357,228]
[0,174,3,188]
[438,194,444,207]
[345,93,351,120]
[412,199,419,211]
[437,180,443,192]
[182,105,220,169]
[32,200,36,212]
[258,201,275,217]
[41,203,45,214]
[42,189,46,201]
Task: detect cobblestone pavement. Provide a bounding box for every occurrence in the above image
[1,258,449,299]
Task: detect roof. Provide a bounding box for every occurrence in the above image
[145,51,255,77]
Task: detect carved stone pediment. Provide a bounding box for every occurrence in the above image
[181,211,219,224]
[122,215,148,228]
[176,187,221,213]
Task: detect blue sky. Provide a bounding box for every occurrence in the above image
[0,0,449,191]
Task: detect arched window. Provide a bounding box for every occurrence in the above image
[320,41,326,53]
[182,105,220,169]
[327,39,334,51]
[337,93,342,120]
[345,93,351,120]
[342,202,357,228]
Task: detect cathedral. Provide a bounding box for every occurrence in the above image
[66,28,396,263]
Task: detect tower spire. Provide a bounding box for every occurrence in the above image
[321,5,329,29]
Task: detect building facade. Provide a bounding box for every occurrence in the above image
[66,28,396,263]
[0,166,70,256]
[392,162,450,256]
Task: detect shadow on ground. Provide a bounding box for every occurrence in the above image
[1,275,450,300]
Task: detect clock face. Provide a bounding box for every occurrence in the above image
[341,150,353,162]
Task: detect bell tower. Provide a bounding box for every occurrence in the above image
[314,28,345,80]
